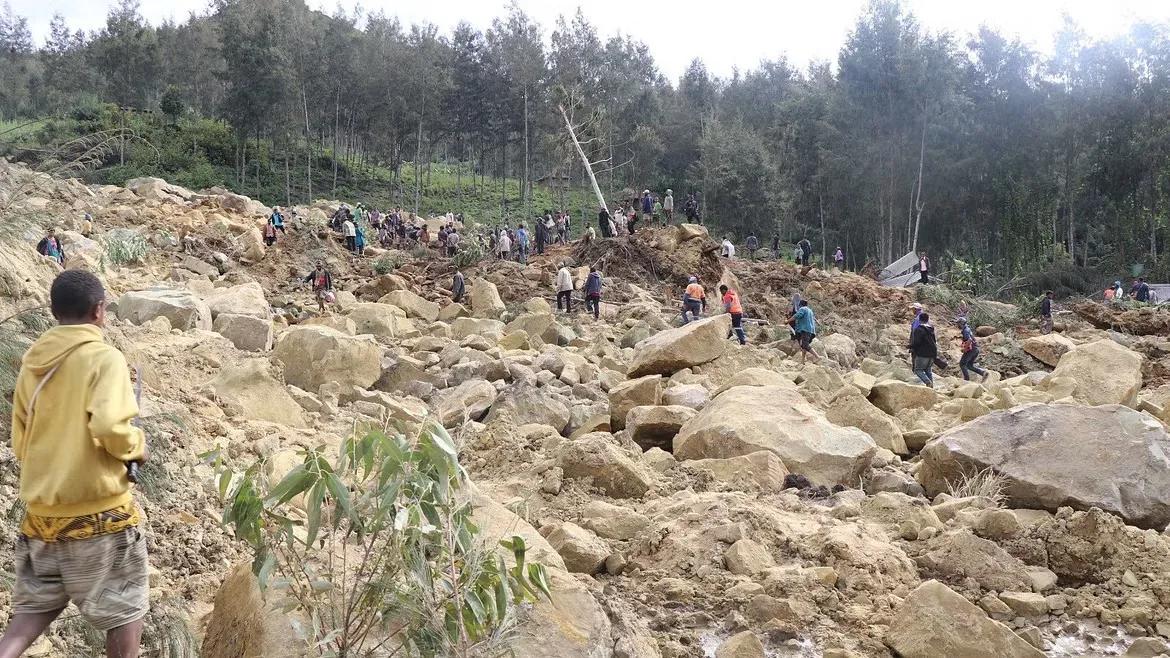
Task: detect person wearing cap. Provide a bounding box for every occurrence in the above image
[663,189,674,225]
[956,317,989,383]
[909,303,924,332]
[598,205,612,238]
[720,285,746,345]
[451,270,465,303]
[681,276,706,324]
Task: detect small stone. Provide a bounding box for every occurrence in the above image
[1045,594,1068,612]
[1127,637,1170,657]
[1026,568,1058,593]
[1000,591,1049,618]
[1123,570,1140,587]
[715,631,765,658]
[726,581,765,600]
[724,539,775,576]
[917,526,939,541]
[979,594,1013,620]
[899,519,921,540]
[976,509,1021,539]
[1017,626,1044,650]
[605,552,628,575]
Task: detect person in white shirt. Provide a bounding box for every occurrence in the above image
[342,218,357,252]
[497,230,512,260]
[556,263,574,312]
[662,189,674,225]
[721,238,735,259]
[446,229,460,257]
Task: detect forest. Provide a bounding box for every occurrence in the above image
[1,0,1169,284]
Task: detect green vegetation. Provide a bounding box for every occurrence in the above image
[103,229,149,266]
[210,422,552,657]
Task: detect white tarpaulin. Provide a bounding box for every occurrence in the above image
[879,251,919,281]
[879,272,923,288]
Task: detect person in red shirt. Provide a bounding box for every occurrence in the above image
[719,284,746,345]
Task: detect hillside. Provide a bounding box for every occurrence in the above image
[4,158,1170,657]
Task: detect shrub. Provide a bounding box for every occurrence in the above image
[373,252,405,275]
[453,242,484,270]
[210,422,552,657]
[105,230,150,266]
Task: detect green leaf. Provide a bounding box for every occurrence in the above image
[264,464,315,507]
[527,563,553,601]
[305,480,325,547]
[253,548,275,593]
[324,472,353,527]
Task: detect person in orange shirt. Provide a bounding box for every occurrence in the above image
[681,276,706,324]
[720,284,746,345]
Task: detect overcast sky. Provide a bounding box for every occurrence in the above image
[12,0,1170,80]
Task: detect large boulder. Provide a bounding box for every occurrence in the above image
[674,385,877,486]
[885,580,1044,658]
[916,531,1032,591]
[212,313,274,352]
[545,522,610,574]
[203,282,270,319]
[470,492,612,658]
[451,317,506,341]
[347,303,417,340]
[1021,333,1075,367]
[919,403,1170,529]
[1050,339,1142,407]
[378,290,439,322]
[207,359,307,428]
[686,451,789,491]
[608,374,662,431]
[435,379,498,427]
[625,405,696,452]
[580,501,649,541]
[869,380,937,415]
[273,325,382,391]
[126,176,196,204]
[825,387,907,454]
[470,278,506,318]
[485,381,571,433]
[627,315,731,377]
[117,288,212,331]
[558,432,656,498]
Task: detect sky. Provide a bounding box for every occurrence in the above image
[12,0,1170,80]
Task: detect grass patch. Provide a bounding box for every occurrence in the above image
[946,467,1006,506]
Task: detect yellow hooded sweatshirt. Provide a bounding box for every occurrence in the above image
[11,324,145,518]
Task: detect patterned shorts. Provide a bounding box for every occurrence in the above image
[12,527,149,631]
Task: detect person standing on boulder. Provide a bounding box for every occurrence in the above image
[1,270,148,658]
[451,270,465,303]
[909,312,938,387]
[682,276,706,324]
[720,284,746,345]
[556,262,574,313]
[35,228,66,266]
[788,300,819,364]
[304,262,334,313]
[957,318,989,383]
[1040,290,1054,334]
[585,266,603,320]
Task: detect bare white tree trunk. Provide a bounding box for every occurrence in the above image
[301,86,312,202]
[523,88,530,219]
[910,117,928,253]
[558,104,606,211]
[414,118,424,216]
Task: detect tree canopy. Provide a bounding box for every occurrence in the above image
[2,0,1170,279]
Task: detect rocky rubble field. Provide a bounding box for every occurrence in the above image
[5,159,1170,657]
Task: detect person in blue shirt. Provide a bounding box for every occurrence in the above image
[35,228,65,265]
[515,223,530,265]
[956,318,989,382]
[269,208,286,234]
[787,300,819,364]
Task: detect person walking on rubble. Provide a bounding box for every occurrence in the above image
[910,312,938,387]
[304,262,334,313]
[585,266,603,320]
[681,276,706,324]
[556,262,574,313]
[720,284,747,345]
[956,318,989,383]
[1,270,149,658]
[788,300,820,364]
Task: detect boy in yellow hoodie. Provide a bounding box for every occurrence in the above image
[1,270,148,658]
